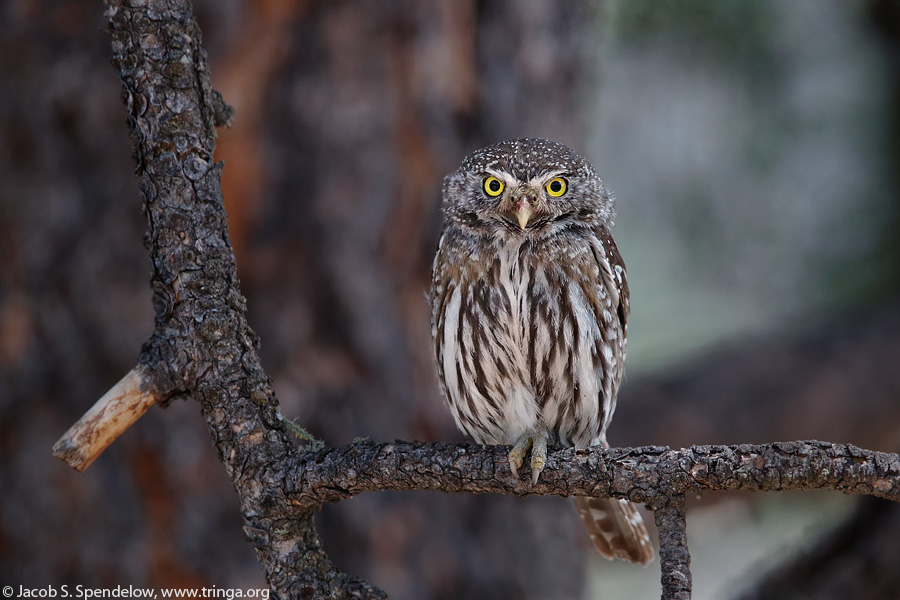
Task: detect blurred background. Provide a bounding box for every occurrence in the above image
[2,0,900,599]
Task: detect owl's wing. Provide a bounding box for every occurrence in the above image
[592,224,629,332]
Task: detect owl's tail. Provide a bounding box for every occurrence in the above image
[573,496,655,565]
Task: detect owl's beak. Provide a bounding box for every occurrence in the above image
[515,197,534,228]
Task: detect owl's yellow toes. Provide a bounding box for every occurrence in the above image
[508,432,548,485]
[530,435,547,485]
[507,434,532,479]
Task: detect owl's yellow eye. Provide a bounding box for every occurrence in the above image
[545,177,567,197]
[483,176,504,197]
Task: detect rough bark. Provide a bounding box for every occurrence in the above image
[654,496,691,600]
[286,441,900,506]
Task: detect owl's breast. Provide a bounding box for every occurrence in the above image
[493,238,532,353]
[432,231,620,447]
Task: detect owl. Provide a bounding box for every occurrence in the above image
[429,138,654,565]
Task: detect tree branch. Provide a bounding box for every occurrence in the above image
[283,440,897,600]
[284,440,900,506]
[52,365,158,471]
[654,495,691,600]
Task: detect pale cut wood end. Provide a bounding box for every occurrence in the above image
[52,365,158,472]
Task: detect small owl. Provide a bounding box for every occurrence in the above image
[430,138,654,565]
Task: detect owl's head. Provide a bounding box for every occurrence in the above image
[441,138,614,239]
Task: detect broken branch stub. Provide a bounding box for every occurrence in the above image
[52,365,159,472]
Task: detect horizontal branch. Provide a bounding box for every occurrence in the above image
[286,440,900,508]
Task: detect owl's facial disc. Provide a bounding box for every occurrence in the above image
[443,139,614,239]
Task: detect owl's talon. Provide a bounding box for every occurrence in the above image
[507,434,533,479]
[530,435,547,485]
[508,456,520,479]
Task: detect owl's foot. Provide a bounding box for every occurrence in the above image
[508,432,548,485]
